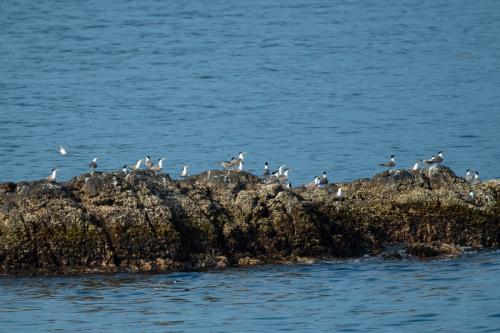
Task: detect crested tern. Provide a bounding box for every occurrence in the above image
[319,171,328,186]
[263,162,270,178]
[144,156,153,169]
[220,152,245,170]
[130,159,143,170]
[47,168,57,182]
[472,171,480,184]
[150,158,166,173]
[465,169,473,183]
[88,158,98,171]
[180,165,189,178]
[278,169,289,183]
[379,155,396,168]
[410,161,420,175]
[423,151,444,165]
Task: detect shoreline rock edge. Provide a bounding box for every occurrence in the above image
[1,166,498,275]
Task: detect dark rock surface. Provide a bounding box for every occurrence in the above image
[0,166,498,275]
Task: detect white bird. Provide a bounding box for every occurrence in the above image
[238,160,244,172]
[462,190,475,203]
[145,156,153,169]
[411,161,420,175]
[219,152,244,169]
[88,157,98,171]
[423,151,444,165]
[59,146,67,155]
[319,171,328,187]
[150,158,166,173]
[47,169,57,182]
[265,172,279,184]
[220,160,236,169]
[464,169,473,183]
[336,187,344,198]
[180,165,189,178]
[473,172,480,184]
[265,168,288,184]
[304,176,319,189]
[379,155,396,168]
[278,169,289,183]
[263,162,270,178]
[313,176,320,186]
[130,159,143,170]
[122,165,128,173]
[278,165,288,176]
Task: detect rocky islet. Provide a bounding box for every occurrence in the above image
[0,166,498,275]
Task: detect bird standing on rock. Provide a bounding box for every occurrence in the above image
[150,158,166,173]
[88,158,98,172]
[410,161,420,175]
[219,152,244,170]
[473,171,481,184]
[314,176,320,185]
[278,165,287,176]
[235,152,245,162]
[145,156,153,169]
[319,171,328,187]
[220,160,235,169]
[263,162,270,178]
[130,159,143,170]
[47,169,57,182]
[379,155,396,168]
[461,190,475,203]
[465,169,473,183]
[278,169,289,183]
[180,165,189,178]
[423,151,444,165]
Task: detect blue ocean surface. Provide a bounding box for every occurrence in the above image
[0,0,499,185]
[1,251,500,332]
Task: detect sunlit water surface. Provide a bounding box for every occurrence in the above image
[1,251,499,332]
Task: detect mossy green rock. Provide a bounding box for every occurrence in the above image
[0,166,498,275]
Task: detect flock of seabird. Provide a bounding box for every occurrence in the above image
[48,146,482,198]
[377,151,480,184]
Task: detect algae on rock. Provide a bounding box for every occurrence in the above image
[0,166,498,275]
